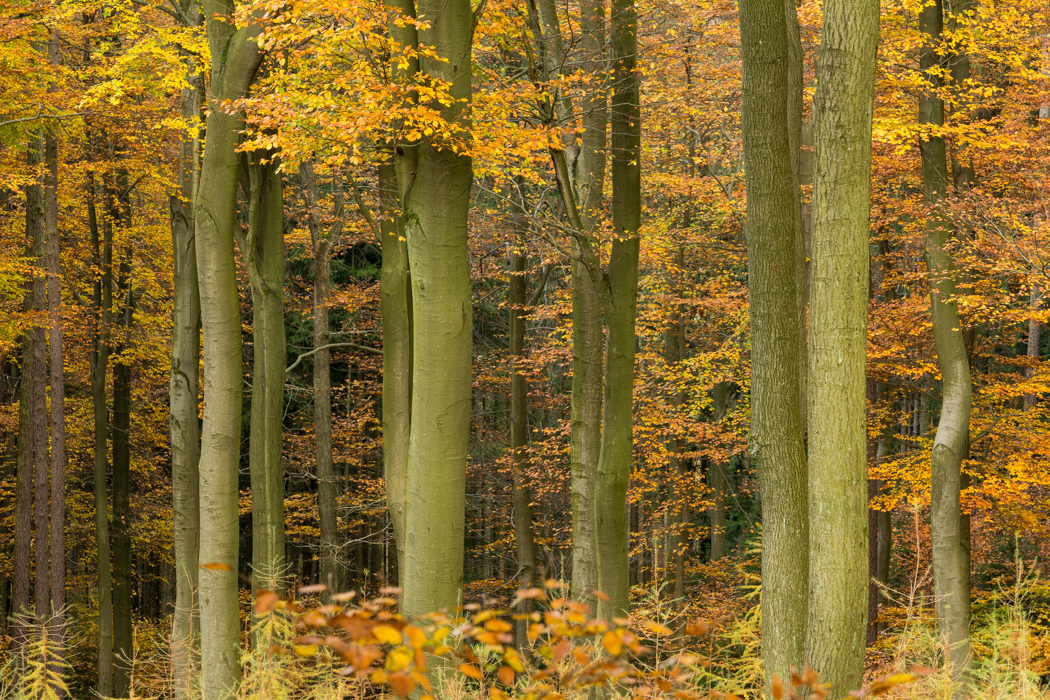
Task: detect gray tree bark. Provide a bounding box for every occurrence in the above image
[194,3,263,696]
[920,0,973,691]
[238,152,286,596]
[398,0,474,619]
[803,0,879,693]
[169,0,203,691]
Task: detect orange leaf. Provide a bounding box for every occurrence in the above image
[388,671,415,698]
[199,562,232,571]
[498,665,516,686]
[458,664,484,681]
[254,590,279,615]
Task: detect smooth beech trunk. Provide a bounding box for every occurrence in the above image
[803,0,878,693]
[595,0,641,621]
[194,5,262,697]
[737,0,809,687]
[379,159,412,579]
[399,0,473,619]
[240,153,286,595]
[169,4,203,691]
[920,0,973,690]
[569,0,606,601]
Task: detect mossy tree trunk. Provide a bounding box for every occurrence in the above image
[737,0,809,688]
[803,0,879,693]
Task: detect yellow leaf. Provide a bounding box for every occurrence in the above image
[602,631,623,656]
[373,624,403,645]
[293,644,318,658]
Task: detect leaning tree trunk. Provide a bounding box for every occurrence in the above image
[803,0,879,694]
[920,0,973,691]
[737,0,809,688]
[169,3,203,691]
[595,0,641,621]
[240,152,286,597]
[399,0,474,620]
[194,4,263,697]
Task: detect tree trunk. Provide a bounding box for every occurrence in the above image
[595,0,641,621]
[803,0,878,692]
[239,152,286,596]
[399,0,473,620]
[384,2,417,583]
[1025,283,1040,409]
[664,313,687,597]
[738,0,810,688]
[710,382,730,561]
[194,5,263,696]
[920,1,973,692]
[31,141,51,639]
[302,160,342,601]
[89,174,114,697]
[112,245,134,700]
[169,7,203,692]
[569,0,606,603]
[509,241,537,648]
[14,139,46,656]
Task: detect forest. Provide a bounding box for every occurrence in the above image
[0,0,1048,698]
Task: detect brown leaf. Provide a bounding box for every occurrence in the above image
[388,671,415,698]
[254,590,279,615]
[298,583,329,595]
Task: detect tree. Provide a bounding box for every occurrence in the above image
[919,0,973,690]
[194,1,263,696]
[397,0,475,619]
[737,0,809,687]
[803,0,879,692]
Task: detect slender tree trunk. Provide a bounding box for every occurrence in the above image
[570,0,606,603]
[112,243,134,699]
[709,383,730,561]
[89,174,114,696]
[302,160,342,601]
[920,1,973,692]
[738,0,809,688]
[509,242,537,648]
[31,140,51,639]
[664,313,687,597]
[784,0,807,426]
[170,7,203,691]
[384,2,417,582]
[194,5,263,696]
[876,424,893,633]
[399,0,474,619]
[239,153,286,596]
[595,0,641,621]
[803,0,878,693]
[1025,283,1040,409]
[379,159,412,580]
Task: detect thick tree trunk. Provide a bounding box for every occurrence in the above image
[920,1,973,692]
[569,0,606,603]
[738,0,810,688]
[89,177,114,696]
[379,159,412,580]
[803,0,878,693]
[240,153,286,595]
[169,9,203,692]
[194,5,263,697]
[595,0,641,621]
[399,0,473,620]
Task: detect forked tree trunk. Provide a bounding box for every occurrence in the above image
[920,0,973,692]
[194,4,263,697]
[595,0,641,621]
[398,0,474,619]
[803,0,878,693]
[239,153,286,597]
[737,0,809,688]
